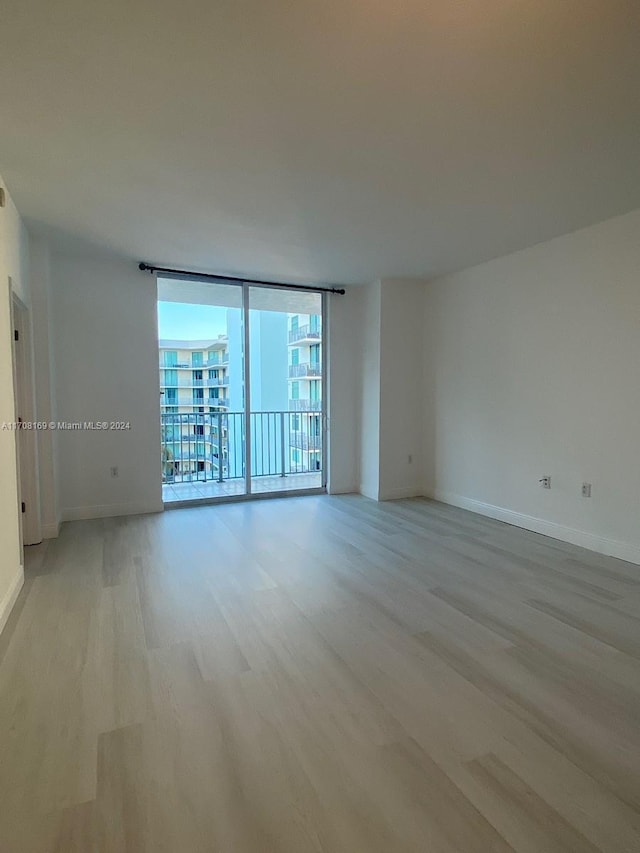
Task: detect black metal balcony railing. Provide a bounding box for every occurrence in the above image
[161,411,322,485]
[288,324,321,344]
[288,362,322,378]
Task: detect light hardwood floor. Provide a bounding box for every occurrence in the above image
[1,495,639,852]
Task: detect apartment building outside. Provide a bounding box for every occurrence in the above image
[159,310,323,493]
[288,313,322,473]
[159,337,231,482]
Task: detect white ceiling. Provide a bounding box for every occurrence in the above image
[1,0,639,285]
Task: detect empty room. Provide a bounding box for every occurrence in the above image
[1,2,639,851]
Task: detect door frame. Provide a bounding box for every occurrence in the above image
[160,278,328,507]
[243,282,327,499]
[9,284,41,546]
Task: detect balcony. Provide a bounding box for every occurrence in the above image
[161,410,323,502]
[161,359,229,370]
[290,432,321,450]
[288,399,322,412]
[181,378,230,387]
[288,362,322,378]
[288,324,321,344]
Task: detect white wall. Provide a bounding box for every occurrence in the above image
[0,176,29,633]
[355,278,425,501]
[358,280,381,499]
[30,236,59,537]
[379,279,424,500]
[426,208,640,562]
[327,286,362,494]
[51,252,163,520]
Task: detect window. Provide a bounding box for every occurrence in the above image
[193,369,203,381]
[163,350,178,367]
[192,351,203,366]
[310,314,320,333]
[162,369,178,386]
[310,415,320,437]
[194,388,204,400]
[165,388,177,403]
[194,424,204,436]
[290,315,299,332]
[310,380,320,402]
[291,381,300,400]
[291,348,300,366]
[290,414,300,431]
[310,344,320,365]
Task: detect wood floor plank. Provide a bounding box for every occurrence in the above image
[1,495,639,851]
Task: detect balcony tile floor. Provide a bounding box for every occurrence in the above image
[162,472,323,503]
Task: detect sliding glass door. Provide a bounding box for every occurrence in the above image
[248,286,324,495]
[158,278,246,502]
[157,277,325,503]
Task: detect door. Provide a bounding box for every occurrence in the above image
[157,277,246,502]
[157,278,326,503]
[10,293,40,546]
[247,286,325,496]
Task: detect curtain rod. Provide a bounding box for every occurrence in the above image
[138,262,346,295]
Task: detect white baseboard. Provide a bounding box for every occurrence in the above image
[378,485,424,501]
[434,490,640,565]
[359,483,379,501]
[61,501,164,522]
[41,521,60,539]
[327,484,359,496]
[0,566,24,637]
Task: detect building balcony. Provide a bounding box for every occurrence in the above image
[288,324,321,344]
[161,359,229,370]
[183,378,230,387]
[288,362,322,378]
[161,410,323,501]
[290,432,321,450]
[288,399,322,412]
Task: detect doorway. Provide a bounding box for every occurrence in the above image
[10,290,41,547]
[157,278,326,504]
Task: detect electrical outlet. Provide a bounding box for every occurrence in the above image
[539,476,551,489]
[582,482,592,498]
[110,466,119,478]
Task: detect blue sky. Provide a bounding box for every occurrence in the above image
[157,301,227,340]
